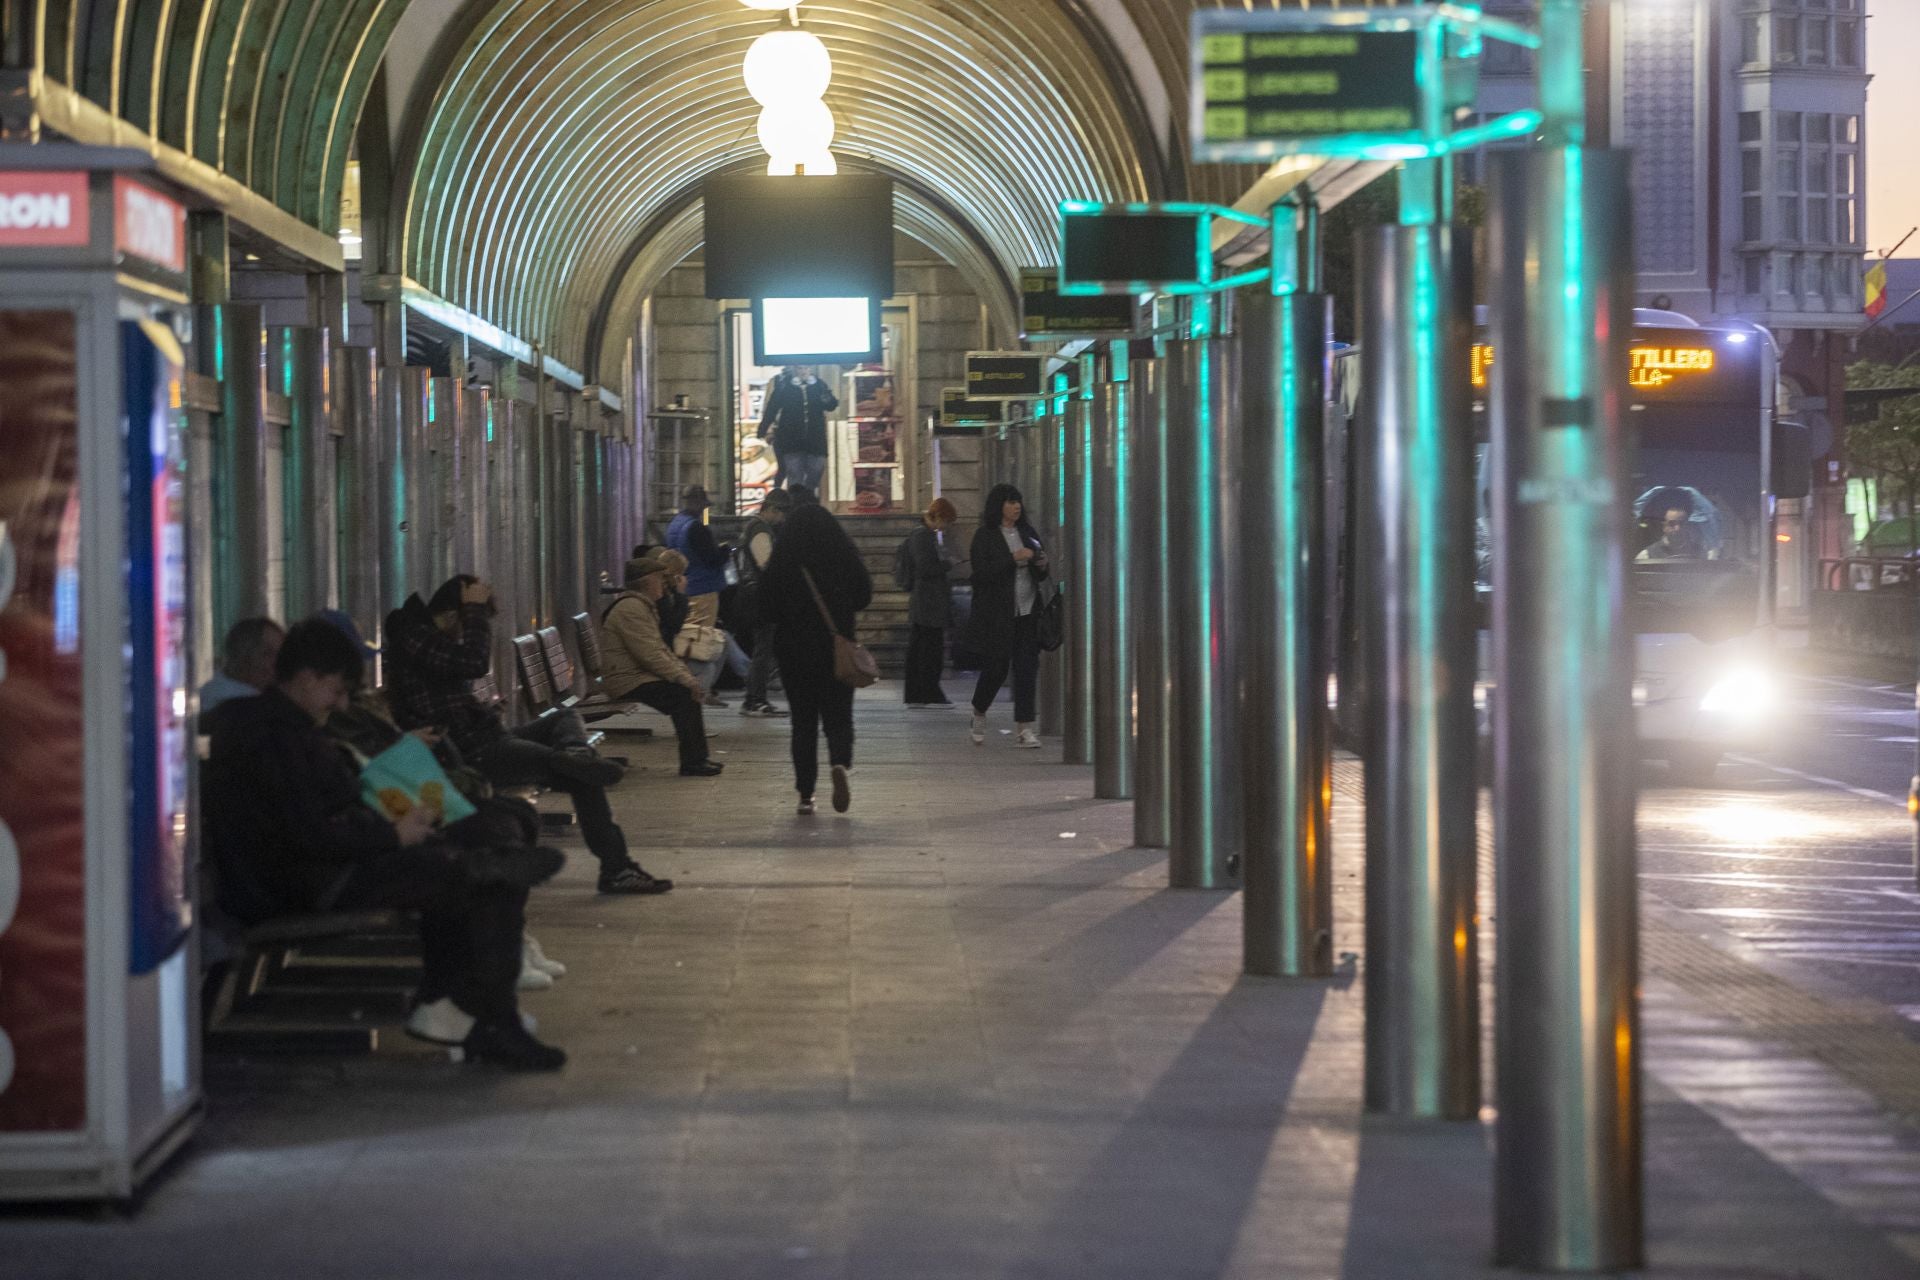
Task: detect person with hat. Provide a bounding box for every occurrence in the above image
[665,485,732,633]
[601,552,725,777]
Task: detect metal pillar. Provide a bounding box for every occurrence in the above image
[1357,222,1479,1119]
[335,346,382,642]
[1240,283,1335,977]
[1488,145,1642,1273]
[1038,409,1065,738]
[211,304,271,630]
[1063,377,1095,761]
[1166,335,1242,889]
[1091,349,1133,799]
[1129,357,1172,848]
[274,326,337,618]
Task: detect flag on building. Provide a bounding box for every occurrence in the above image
[1865,260,1888,319]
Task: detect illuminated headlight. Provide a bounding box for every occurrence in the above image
[1699,666,1773,716]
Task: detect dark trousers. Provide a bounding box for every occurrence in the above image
[904,624,948,704]
[616,681,709,769]
[783,669,854,799]
[746,623,778,706]
[333,848,526,1022]
[972,611,1040,723]
[471,712,630,872]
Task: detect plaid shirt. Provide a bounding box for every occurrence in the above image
[383,604,506,759]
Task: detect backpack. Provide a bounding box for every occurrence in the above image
[892,534,916,592]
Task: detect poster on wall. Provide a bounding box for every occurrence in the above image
[0,310,89,1133]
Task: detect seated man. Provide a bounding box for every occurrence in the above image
[601,552,724,777]
[204,618,566,1071]
[197,616,284,732]
[385,575,673,895]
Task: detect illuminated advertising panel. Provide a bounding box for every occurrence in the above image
[0,172,90,249]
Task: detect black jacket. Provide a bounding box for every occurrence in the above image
[758,376,839,457]
[906,525,956,629]
[963,523,1049,660]
[383,597,506,759]
[760,522,873,683]
[205,686,400,918]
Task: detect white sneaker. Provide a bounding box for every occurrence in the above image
[971,713,987,746]
[405,997,476,1046]
[1015,726,1043,750]
[523,934,567,978]
[517,962,555,992]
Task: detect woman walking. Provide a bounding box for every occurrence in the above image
[758,503,873,813]
[904,497,963,707]
[964,483,1049,749]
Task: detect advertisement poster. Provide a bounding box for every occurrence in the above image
[0,311,88,1132]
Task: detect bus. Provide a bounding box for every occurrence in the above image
[1471,310,1812,784]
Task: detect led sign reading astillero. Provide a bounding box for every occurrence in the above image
[1627,345,1714,389]
[1471,334,1746,403]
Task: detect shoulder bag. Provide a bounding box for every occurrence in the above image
[1033,581,1065,653]
[802,567,880,688]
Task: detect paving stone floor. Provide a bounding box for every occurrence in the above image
[5,683,1920,1278]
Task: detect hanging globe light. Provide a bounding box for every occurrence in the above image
[743,29,831,107]
[739,0,798,9]
[756,100,834,161]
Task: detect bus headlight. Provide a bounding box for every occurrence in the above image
[1700,666,1774,717]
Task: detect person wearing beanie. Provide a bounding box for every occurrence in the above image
[600,554,724,777]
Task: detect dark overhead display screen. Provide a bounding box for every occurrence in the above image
[703,174,893,300]
[1060,211,1205,290]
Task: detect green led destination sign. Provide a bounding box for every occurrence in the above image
[1189,8,1543,164]
[940,386,1006,429]
[1020,268,1136,339]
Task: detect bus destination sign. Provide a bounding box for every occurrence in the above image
[966,352,1046,401]
[1471,328,1764,407]
[1191,11,1427,163]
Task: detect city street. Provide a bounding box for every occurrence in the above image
[1639,665,1920,1024]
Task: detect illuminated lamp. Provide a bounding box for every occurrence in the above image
[739,0,800,9]
[757,100,834,161]
[743,30,831,107]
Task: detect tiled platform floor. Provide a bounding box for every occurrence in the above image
[5,684,1920,1278]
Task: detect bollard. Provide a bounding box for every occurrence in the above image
[1062,374,1095,764]
[1357,223,1479,1119]
[1165,335,1242,889]
[274,325,337,618]
[335,346,382,647]
[1488,144,1642,1273]
[1239,286,1335,977]
[210,304,272,629]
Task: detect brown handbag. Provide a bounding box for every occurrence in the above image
[802,567,880,688]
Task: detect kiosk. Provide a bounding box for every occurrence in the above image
[0,148,200,1200]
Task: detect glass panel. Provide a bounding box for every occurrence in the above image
[1833,257,1856,303]
[1743,255,1764,295]
[1839,198,1858,243]
[1806,114,1830,143]
[1739,111,1763,143]
[1840,151,1857,196]
[1807,199,1830,242]
[1743,196,1764,242]
[1844,115,1860,144]
[1774,18,1799,63]
[1740,14,1762,64]
[1777,253,1797,296]
[1779,197,1800,240]
[1806,18,1829,65]
[1776,111,1801,142]
[1837,19,1860,67]
[1742,150,1763,193]
[1777,149,1800,190]
[1808,150,1829,192]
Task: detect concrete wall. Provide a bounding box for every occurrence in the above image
[1811,589,1918,663]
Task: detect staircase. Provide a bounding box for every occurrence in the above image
[843,514,920,677]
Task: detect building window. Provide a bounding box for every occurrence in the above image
[1779,197,1801,241]
[1808,199,1830,242]
[1739,111,1763,144]
[1806,18,1830,65]
[1740,14,1763,66]
[1836,19,1861,67]
[1774,17,1799,64]
[1743,254,1765,296]
[1807,149,1829,194]
[1832,257,1857,306]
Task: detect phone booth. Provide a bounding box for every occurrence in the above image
[0,151,200,1200]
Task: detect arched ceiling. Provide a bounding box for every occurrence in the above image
[401,0,1170,375]
[11,0,404,232]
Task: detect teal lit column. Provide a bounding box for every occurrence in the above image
[1091,342,1133,799]
[1128,354,1171,847]
[1063,357,1096,762]
[1358,163,1480,1119]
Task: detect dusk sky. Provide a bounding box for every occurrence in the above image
[1868,5,1919,255]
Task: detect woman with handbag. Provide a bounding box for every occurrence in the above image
[599,552,725,777]
[963,483,1050,749]
[757,503,874,814]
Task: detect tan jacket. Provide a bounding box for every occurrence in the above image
[600,591,695,694]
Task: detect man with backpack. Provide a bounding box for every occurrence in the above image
[737,488,793,717]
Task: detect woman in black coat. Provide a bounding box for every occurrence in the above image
[963,483,1049,749]
[758,504,874,813]
[903,496,963,707]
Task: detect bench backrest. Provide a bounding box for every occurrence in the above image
[571,612,609,690]
[513,633,556,717]
[536,626,578,704]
